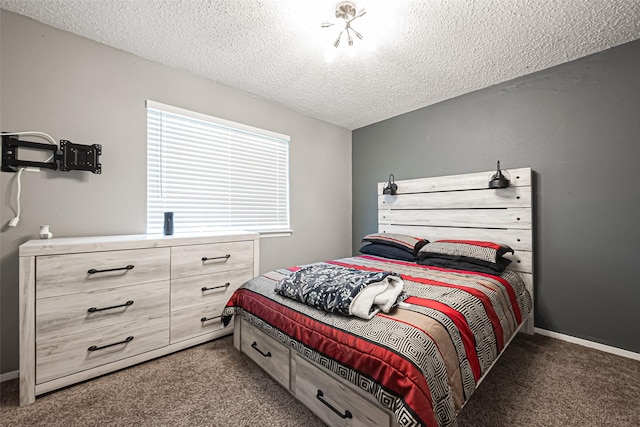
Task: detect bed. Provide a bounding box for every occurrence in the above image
[223,167,534,427]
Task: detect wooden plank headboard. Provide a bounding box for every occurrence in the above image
[377,167,534,333]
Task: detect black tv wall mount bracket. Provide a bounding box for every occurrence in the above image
[1,134,102,174]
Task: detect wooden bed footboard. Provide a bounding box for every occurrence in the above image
[234,311,531,426]
[234,316,400,427]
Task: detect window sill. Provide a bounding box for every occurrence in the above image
[259,230,293,239]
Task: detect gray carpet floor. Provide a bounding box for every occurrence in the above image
[2,333,639,426]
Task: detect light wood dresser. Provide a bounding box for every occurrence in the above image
[18,231,259,405]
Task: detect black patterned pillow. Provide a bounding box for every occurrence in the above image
[361,233,428,255]
[359,243,417,261]
[416,240,514,274]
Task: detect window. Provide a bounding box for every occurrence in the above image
[146,100,290,234]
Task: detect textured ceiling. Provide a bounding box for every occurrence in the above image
[1,0,639,130]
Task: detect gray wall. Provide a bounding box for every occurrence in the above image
[0,11,352,374]
[353,39,640,354]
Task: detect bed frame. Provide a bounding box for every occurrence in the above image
[233,167,534,426]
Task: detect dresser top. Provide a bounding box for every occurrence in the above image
[20,231,260,257]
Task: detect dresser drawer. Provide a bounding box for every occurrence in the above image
[240,319,290,389]
[170,241,254,279]
[171,268,253,311]
[36,281,170,342]
[293,354,390,427]
[170,302,230,344]
[36,247,170,299]
[36,314,169,384]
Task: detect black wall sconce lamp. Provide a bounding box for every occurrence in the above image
[383,174,397,195]
[488,161,510,188]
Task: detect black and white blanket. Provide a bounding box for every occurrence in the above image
[274,263,405,319]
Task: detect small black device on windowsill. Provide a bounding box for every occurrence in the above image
[163,212,174,235]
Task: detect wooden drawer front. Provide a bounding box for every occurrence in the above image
[36,281,170,342]
[36,314,169,384]
[240,320,290,389]
[170,302,229,344]
[294,355,390,427]
[171,241,254,279]
[171,268,253,311]
[36,247,170,299]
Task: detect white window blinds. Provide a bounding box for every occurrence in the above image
[146,100,290,234]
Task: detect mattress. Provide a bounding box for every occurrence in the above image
[223,254,532,427]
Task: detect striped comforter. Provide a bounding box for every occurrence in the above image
[223,255,532,427]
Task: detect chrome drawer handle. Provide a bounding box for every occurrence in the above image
[87,265,134,275]
[316,390,352,419]
[201,254,231,262]
[88,300,134,313]
[88,336,134,352]
[201,283,230,292]
[200,315,222,323]
[251,341,271,358]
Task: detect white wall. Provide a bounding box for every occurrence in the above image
[0,11,352,374]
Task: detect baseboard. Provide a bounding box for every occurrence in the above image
[535,328,640,362]
[0,370,19,383]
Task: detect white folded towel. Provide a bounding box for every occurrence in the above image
[349,275,404,320]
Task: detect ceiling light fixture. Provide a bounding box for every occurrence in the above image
[321,1,375,63]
